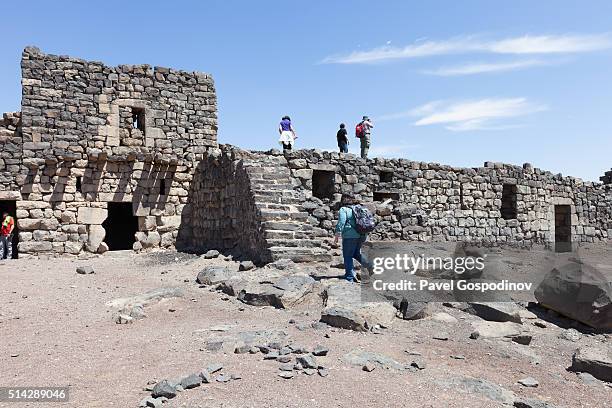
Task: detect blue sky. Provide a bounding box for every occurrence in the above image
[1,0,611,181]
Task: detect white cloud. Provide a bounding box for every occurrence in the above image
[423,59,550,76]
[321,33,611,64]
[407,98,547,131]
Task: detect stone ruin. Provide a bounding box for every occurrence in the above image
[1,47,612,262]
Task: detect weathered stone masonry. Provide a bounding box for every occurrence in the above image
[1,46,217,258]
[1,47,611,261]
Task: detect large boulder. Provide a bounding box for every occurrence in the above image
[320,282,396,331]
[465,302,525,324]
[237,274,318,309]
[534,262,612,329]
[569,346,612,382]
[196,266,236,285]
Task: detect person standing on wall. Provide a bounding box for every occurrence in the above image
[0,211,15,260]
[278,115,297,152]
[333,194,375,282]
[356,115,374,159]
[337,123,349,153]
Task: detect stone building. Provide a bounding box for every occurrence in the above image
[1,47,611,262]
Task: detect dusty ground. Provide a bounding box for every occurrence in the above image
[1,246,610,408]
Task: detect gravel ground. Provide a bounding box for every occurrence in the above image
[0,248,610,408]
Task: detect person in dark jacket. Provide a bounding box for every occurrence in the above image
[337,123,348,153]
[333,194,370,282]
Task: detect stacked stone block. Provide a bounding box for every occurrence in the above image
[4,47,217,257]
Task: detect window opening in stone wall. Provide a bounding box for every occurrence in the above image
[160,179,166,196]
[373,192,400,202]
[76,176,82,193]
[312,170,335,200]
[102,202,138,251]
[460,183,466,210]
[501,184,518,220]
[379,171,393,183]
[0,200,18,259]
[119,106,145,147]
[132,107,146,133]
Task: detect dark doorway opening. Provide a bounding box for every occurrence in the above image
[555,205,572,253]
[312,170,335,200]
[0,200,18,259]
[373,192,400,202]
[102,202,138,251]
[501,184,517,220]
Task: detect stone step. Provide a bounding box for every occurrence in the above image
[267,238,330,249]
[251,183,295,191]
[253,194,303,205]
[264,228,330,240]
[268,246,333,263]
[255,202,297,212]
[258,209,308,222]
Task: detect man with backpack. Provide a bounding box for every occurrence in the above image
[355,116,374,159]
[0,211,15,260]
[333,194,376,282]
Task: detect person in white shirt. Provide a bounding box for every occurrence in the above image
[359,115,374,158]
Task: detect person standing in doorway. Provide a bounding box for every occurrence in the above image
[358,115,374,159]
[333,194,370,282]
[278,116,297,152]
[0,211,15,260]
[337,123,349,153]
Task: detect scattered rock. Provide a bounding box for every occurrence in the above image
[234,344,251,354]
[450,355,466,360]
[397,300,431,320]
[437,377,515,405]
[296,355,318,369]
[140,397,163,408]
[465,302,525,324]
[533,321,547,328]
[76,265,94,275]
[569,346,612,382]
[277,355,292,363]
[318,368,329,377]
[278,372,294,379]
[513,398,561,408]
[577,372,601,386]
[303,368,317,376]
[180,374,201,389]
[343,350,406,371]
[512,334,533,345]
[203,249,220,259]
[559,328,581,342]
[115,314,133,324]
[432,333,449,341]
[363,362,376,372]
[320,283,396,331]
[199,370,212,384]
[215,374,231,383]
[151,380,177,399]
[263,351,279,360]
[279,362,294,371]
[517,377,539,387]
[239,261,255,271]
[312,345,329,356]
[410,360,426,370]
[230,373,242,380]
[470,321,523,340]
[431,312,458,324]
[196,266,235,285]
[534,262,612,329]
[206,363,223,374]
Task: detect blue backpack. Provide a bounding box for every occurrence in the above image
[351,205,376,234]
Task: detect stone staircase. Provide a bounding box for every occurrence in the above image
[242,153,332,263]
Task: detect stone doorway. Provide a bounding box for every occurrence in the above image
[102,202,138,251]
[554,205,572,253]
[0,200,18,259]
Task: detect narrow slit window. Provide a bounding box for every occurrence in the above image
[76,176,82,193]
[159,179,166,196]
[131,107,146,134]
